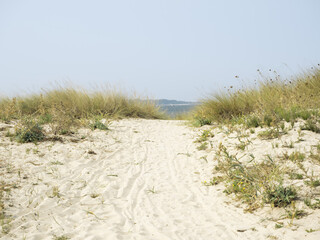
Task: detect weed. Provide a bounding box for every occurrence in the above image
[90,119,109,131]
[177,153,191,157]
[304,198,320,209]
[50,161,63,165]
[214,144,285,210]
[197,142,208,151]
[264,185,297,207]
[282,141,294,148]
[305,179,320,188]
[90,193,100,198]
[202,176,224,186]
[284,207,308,219]
[258,128,284,140]
[263,115,273,127]
[193,114,211,126]
[15,119,45,143]
[267,234,278,239]
[302,119,320,133]
[310,151,320,164]
[146,186,157,194]
[194,130,214,143]
[288,172,304,180]
[282,151,305,163]
[49,186,61,198]
[236,138,251,151]
[246,115,261,128]
[38,113,52,124]
[52,235,70,240]
[200,155,208,162]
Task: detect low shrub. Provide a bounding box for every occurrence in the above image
[264,185,297,207]
[15,120,45,143]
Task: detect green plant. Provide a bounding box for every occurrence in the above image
[214,144,284,210]
[258,129,274,139]
[15,119,45,143]
[246,115,261,128]
[90,120,109,130]
[302,119,320,133]
[305,178,320,188]
[49,186,61,198]
[306,229,317,233]
[284,207,307,219]
[193,113,212,126]
[288,172,303,180]
[264,185,297,207]
[146,186,157,194]
[194,130,214,143]
[310,150,320,164]
[236,137,251,151]
[52,235,70,240]
[304,198,320,209]
[282,141,294,148]
[282,151,305,163]
[263,115,273,127]
[275,223,283,229]
[203,176,224,186]
[197,142,208,150]
[38,113,52,124]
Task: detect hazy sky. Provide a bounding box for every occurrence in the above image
[1,0,320,101]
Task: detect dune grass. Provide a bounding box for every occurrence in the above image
[0,86,165,140]
[194,66,320,126]
[0,86,165,121]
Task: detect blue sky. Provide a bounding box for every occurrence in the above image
[1,0,320,101]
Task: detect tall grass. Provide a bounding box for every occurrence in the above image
[0,86,165,122]
[194,66,320,124]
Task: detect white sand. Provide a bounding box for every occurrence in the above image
[1,119,320,239]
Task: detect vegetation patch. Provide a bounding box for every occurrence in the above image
[0,86,166,137]
[213,144,287,211]
[14,119,45,143]
[258,128,285,140]
[90,119,109,131]
[193,67,320,126]
[264,185,297,207]
[301,119,320,133]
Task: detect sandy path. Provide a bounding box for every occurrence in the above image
[1,119,319,239]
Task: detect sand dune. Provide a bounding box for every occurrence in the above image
[1,119,320,239]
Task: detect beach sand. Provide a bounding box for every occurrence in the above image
[1,119,320,239]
